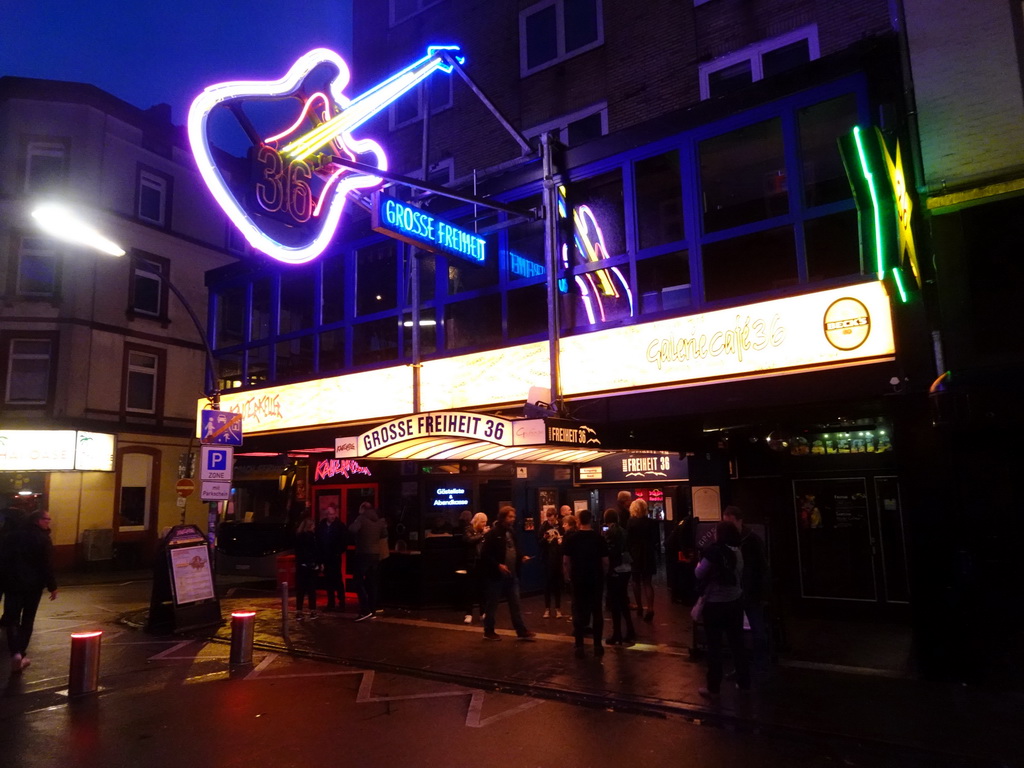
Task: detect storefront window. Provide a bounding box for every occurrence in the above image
[279,266,316,335]
[118,451,154,531]
[700,118,788,232]
[252,278,272,340]
[275,336,314,380]
[702,226,796,302]
[444,295,502,350]
[352,317,399,366]
[804,211,862,281]
[322,254,345,325]
[506,195,545,283]
[401,309,437,356]
[447,229,499,295]
[635,151,684,250]
[507,283,548,338]
[318,328,346,373]
[215,283,247,348]
[356,240,398,316]
[637,250,690,315]
[798,94,858,208]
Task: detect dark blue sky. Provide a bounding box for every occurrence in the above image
[0,1,352,125]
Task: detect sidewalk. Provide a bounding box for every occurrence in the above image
[192,583,1022,766]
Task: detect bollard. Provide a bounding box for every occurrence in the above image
[229,611,256,665]
[69,630,103,697]
[281,581,290,641]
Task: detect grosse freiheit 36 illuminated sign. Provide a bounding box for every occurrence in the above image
[188,46,462,264]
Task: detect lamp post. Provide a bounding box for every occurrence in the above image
[31,201,223,538]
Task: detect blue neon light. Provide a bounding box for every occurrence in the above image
[378,197,486,263]
[508,251,545,278]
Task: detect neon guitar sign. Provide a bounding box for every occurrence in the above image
[188,45,462,264]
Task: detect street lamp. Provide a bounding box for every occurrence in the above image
[30,203,126,257]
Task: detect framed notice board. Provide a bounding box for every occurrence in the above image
[146,525,222,634]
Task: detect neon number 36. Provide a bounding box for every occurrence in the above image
[255,146,313,223]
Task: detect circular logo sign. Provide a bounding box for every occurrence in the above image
[823,297,871,351]
[175,478,196,498]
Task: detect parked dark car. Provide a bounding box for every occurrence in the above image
[216,521,294,578]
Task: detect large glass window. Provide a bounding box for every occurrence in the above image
[702,227,797,302]
[279,267,316,335]
[506,196,545,283]
[700,25,818,100]
[353,318,399,366]
[130,252,168,319]
[275,336,314,380]
[637,251,690,315]
[508,283,549,339]
[247,345,270,386]
[700,118,788,232]
[445,295,502,350]
[15,238,60,297]
[4,338,53,405]
[799,94,858,207]
[447,231,499,295]
[635,151,684,250]
[804,211,862,281]
[566,170,626,259]
[356,240,398,316]
[252,278,272,340]
[521,0,603,75]
[215,284,247,348]
[24,140,68,192]
[401,310,437,357]
[322,254,346,325]
[125,348,159,413]
[318,328,346,372]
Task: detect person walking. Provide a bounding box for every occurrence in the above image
[316,503,348,612]
[479,506,535,641]
[538,508,564,619]
[563,509,609,658]
[348,502,387,621]
[614,491,633,528]
[602,508,636,645]
[1,509,58,673]
[461,512,489,623]
[723,505,771,674]
[694,521,751,699]
[294,515,321,620]
[627,498,657,622]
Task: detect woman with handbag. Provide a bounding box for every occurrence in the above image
[694,521,750,698]
[602,508,636,645]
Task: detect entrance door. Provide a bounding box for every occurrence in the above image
[313,484,379,525]
[792,475,909,605]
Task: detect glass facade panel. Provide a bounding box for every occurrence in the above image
[217,353,243,391]
[799,94,858,207]
[702,226,797,302]
[248,345,270,386]
[445,295,502,351]
[322,255,345,326]
[637,251,690,315]
[567,169,625,259]
[356,240,398,315]
[804,211,862,281]
[275,336,315,380]
[353,317,400,366]
[447,230,498,294]
[279,268,316,334]
[700,118,787,232]
[216,284,247,348]
[508,283,548,339]
[252,278,272,340]
[507,196,545,283]
[401,310,437,356]
[635,151,684,250]
[319,328,346,373]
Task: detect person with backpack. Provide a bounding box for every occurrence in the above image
[694,521,750,698]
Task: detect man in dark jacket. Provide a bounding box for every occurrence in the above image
[479,506,535,641]
[316,504,348,611]
[562,509,609,658]
[723,505,771,672]
[1,509,58,673]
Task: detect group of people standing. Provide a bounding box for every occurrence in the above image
[0,508,58,674]
[293,501,387,622]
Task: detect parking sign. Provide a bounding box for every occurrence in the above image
[200,445,233,482]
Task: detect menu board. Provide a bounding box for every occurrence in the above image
[169,545,216,605]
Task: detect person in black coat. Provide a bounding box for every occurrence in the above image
[316,503,348,611]
[1,509,58,673]
[479,506,534,640]
[294,515,321,620]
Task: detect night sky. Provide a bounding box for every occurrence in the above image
[0,1,353,125]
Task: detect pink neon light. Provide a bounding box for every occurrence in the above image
[264,91,332,144]
[232,611,257,618]
[71,631,103,639]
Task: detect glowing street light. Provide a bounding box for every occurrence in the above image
[30,203,126,257]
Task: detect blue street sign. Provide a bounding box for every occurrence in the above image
[201,409,243,446]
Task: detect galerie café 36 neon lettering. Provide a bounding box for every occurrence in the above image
[188,46,462,264]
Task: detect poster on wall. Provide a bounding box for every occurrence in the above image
[169,545,217,605]
[691,486,721,521]
[793,478,876,601]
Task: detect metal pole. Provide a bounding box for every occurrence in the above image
[68,630,102,697]
[541,132,562,412]
[229,611,256,665]
[281,581,290,642]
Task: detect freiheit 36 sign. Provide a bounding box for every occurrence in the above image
[188,46,462,264]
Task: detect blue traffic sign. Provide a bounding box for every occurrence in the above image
[200,410,243,446]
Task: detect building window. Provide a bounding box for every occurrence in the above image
[23,139,68,193]
[124,348,160,414]
[702,226,797,303]
[700,25,819,100]
[637,250,691,315]
[527,103,608,147]
[521,0,603,76]
[4,337,54,406]
[390,0,443,26]
[390,76,453,130]
[444,295,502,351]
[137,168,171,226]
[635,151,685,250]
[129,252,169,320]
[356,240,399,316]
[117,450,156,531]
[14,237,60,298]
